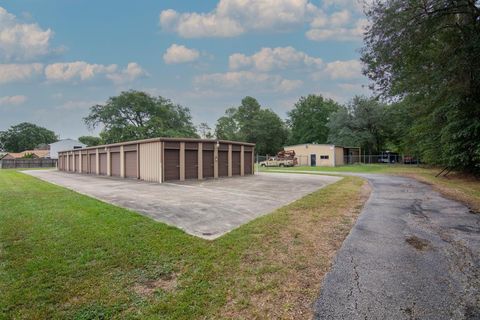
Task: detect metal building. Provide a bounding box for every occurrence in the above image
[283,144,360,167]
[57,137,255,183]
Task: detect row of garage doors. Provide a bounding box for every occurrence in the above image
[59,141,254,182]
[163,142,253,181]
[59,149,138,178]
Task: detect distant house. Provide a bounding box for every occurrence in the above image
[2,150,51,159]
[49,139,86,159]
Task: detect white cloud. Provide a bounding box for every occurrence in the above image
[306,18,368,41]
[159,0,319,38]
[163,44,200,64]
[0,61,146,85]
[44,61,117,81]
[229,46,323,72]
[0,95,27,106]
[194,71,303,92]
[44,61,146,84]
[324,59,363,79]
[0,7,54,61]
[106,62,147,84]
[159,0,366,42]
[0,63,43,84]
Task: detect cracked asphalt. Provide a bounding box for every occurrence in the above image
[312,173,480,320]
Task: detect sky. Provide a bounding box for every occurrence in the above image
[0,0,371,139]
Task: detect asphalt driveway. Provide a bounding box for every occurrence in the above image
[312,173,480,320]
[24,170,340,239]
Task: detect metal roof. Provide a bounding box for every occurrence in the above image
[58,137,255,153]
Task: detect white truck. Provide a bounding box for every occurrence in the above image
[259,150,297,167]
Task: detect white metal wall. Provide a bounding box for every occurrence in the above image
[139,142,162,182]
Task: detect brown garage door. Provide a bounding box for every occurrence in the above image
[89,154,96,174]
[244,151,253,174]
[99,153,107,175]
[111,152,120,177]
[125,151,137,178]
[74,155,79,172]
[81,154,88,173]
[218,151,228,177]
[185,150,198,179]
[69,156,74,171]
[164,149,180,181]
[202,150,214,178]
[232,151,241,175]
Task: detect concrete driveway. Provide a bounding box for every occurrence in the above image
[310,172,480,320]
[24,170,340,239]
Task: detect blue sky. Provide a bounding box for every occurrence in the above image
[0,0,370,139]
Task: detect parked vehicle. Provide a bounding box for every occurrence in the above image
[259,150,297,167]
[403,156,419,164]
[378,151,399,163]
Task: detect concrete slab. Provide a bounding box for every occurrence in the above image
[23,170,341,239]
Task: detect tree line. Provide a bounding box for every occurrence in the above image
[0,90,446,160]
[1,0,478,172]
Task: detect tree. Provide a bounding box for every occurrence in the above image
[254,109,289,155]
[361,0,480,172]
[0,122,58,152]
[197,123,214,139]
[215,109,239,141]
[84,90,198,144]
[287,95,341,145]
[78,136,102,147]
[214,97,288,155]
[328,96,389,154]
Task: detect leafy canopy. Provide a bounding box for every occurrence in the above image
[78,136,102,147]
[328,96,389,154]
[287,95,341,145]
[361,0,480,172]
[0,122,58,152]
[215,96,288,155]
[84,90,198,144]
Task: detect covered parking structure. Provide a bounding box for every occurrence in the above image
[58,137,255,183]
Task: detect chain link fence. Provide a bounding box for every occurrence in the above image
[255,154,419,166]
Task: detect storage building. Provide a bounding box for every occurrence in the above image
[57,137,255,183]
[283,144,360,167]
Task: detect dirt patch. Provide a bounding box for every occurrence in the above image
[406,236,430,251]
[133,274,177,297]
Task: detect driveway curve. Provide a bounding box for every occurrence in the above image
[310,173,480,319]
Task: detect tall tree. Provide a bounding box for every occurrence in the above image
[78,136,102,147]
[197,122,214,139]
[215,108,239,141]
[328,96,389,154]
[0,122,58,152]
[362,0,480,172]
[215,97,288,155]
[287,95,341,145]
[84,90,198,144]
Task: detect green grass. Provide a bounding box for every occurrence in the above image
[260,164,480,211]
[0,170,368,319]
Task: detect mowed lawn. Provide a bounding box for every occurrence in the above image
[261,164,480,211]
[0,170,369,319]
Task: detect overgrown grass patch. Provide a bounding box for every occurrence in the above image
[0,170,369,319]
